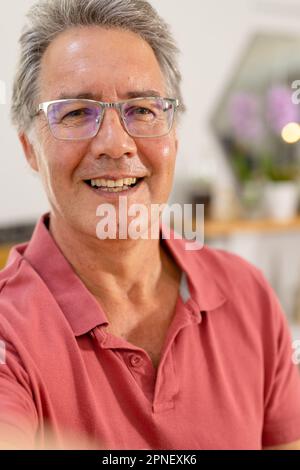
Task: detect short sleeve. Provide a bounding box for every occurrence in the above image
[261,284,300,447]
[0,334,38,449]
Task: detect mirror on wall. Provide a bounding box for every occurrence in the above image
[211,33,300,218]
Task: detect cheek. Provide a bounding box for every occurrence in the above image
[140,139,176,203]
[156,140,177,181]
[140,137,177,174]
[39,136,88,183]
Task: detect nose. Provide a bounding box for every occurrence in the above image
[89,107,137,159]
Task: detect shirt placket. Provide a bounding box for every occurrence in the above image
[151,297,202,413]
[92,296,202,413]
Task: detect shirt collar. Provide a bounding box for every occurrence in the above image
[10,213,227,336]
[160,224,227,313]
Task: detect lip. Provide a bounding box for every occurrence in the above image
[84,175,146,181]
[84,177,145,199]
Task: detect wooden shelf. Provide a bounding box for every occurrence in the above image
[202,216,300,239]
[0,245,12,269]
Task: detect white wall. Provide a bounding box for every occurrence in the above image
[1,0,300,225]
[0,0,49,226]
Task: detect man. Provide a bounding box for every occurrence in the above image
[0,0,300,449]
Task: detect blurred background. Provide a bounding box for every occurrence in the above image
[1,0,300,339]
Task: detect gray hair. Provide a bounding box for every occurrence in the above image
[11,0,185,133]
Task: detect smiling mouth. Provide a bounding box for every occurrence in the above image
[84,177,144,193]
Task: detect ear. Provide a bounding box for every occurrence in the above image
[19,132,39,172]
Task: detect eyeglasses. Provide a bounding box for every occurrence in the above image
[36,96,180,140]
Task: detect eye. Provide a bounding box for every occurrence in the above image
[63,108,92,119]
[134,107,152,115]
[125,106,156,119]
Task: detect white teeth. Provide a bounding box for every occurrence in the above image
[108,186,129,192]
[90,177,137,188]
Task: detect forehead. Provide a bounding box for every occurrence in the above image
[39,26,166,100]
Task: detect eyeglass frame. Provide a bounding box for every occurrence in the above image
[34,96,180,140]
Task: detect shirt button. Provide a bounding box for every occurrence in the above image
[129,354,143,368]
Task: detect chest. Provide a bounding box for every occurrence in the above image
[125,314,172,368]
[39,319,263,450]
[104,291,180,369]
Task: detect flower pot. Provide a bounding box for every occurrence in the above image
[263,181,299,221]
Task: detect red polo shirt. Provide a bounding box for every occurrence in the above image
[0,213,300,449]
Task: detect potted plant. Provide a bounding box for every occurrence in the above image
[262,149,299,221]
[225,85,300,221]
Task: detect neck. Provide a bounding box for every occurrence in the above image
[48,213,179,305]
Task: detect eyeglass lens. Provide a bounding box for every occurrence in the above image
[46,98,175,140]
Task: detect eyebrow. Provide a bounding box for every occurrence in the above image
[56,90,162,100]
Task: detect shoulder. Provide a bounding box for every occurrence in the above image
[199,244,267,287]
[200,244,278,308]
[0,249,37,299]
[167,230,276,309]
[0,250,48,336]
[168,230,280,320]
[178,238,271,297]
[180,242,285,334]
[200,246,288,354]
[0,254,25,300]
